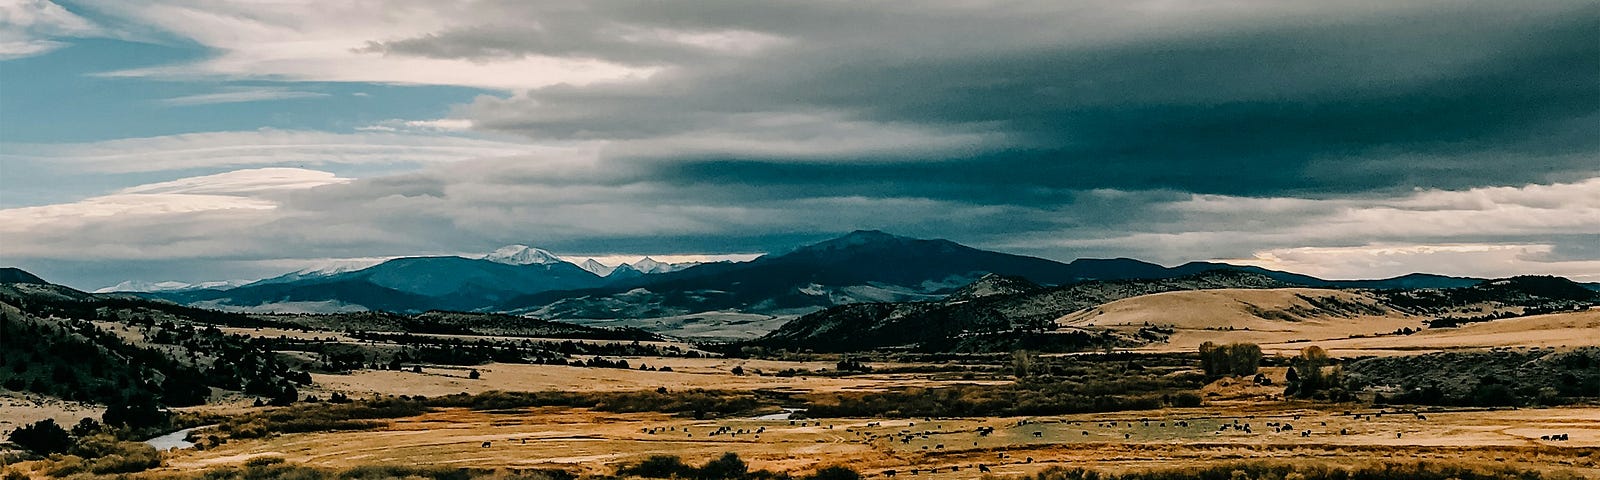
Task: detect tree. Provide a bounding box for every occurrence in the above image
[8,418,72,455]
[1199,342,1261,377]
[1011,350,1036,378]
[468,369,481,380]
[697,452,748,480]
[1285,346,1338,399]
[104,393,168,430]
[71,417,102,437]
[730,366,744,376]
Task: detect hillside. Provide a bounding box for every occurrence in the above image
[1286,308,1600,356]
[750,270,1291,352]
[1058,288,1423,352]
[0,270,308,420]
[751,271,1600,355]
[1057,277,1599,356]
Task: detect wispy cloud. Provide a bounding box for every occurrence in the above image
[357,118,473,133]
[0,0,102,59]
[4,129,549,173]
[158,87,330,106]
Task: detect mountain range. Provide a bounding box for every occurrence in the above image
[35,231,1600,318]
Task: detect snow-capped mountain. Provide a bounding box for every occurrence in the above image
[93,279,248,293]
[629,257,679,274]
[577,259,616,277]
[484,245,566,265]
[248,258,389,286]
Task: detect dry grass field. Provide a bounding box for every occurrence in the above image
[1058,289,1600,356]
[157,401,1600,477]
[308,358,993,398]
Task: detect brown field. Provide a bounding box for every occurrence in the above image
[309,357,992,398]
[0,392,103,435]
[1057,289,1600,356]
[160,401,1600,477]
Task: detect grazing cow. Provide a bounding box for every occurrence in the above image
[979,465,992,473]
[481,441,492,448]
[1033,431,1043,438]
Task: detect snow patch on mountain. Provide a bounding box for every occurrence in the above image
[485,245,565,265]
[94,279,250,293]
[578,258,616,276]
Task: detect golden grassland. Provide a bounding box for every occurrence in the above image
[138,399,1600,478]
[1057,291,1600,356]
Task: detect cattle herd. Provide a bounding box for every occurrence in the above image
[463,410,1577,476]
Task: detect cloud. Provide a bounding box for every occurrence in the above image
[69,1,1599,193]
[0,168,347,259]
[0,0,101,59]
[5,129,551,173]
[158,86,330,106]
[83,0,656,90]
[1232,244,1600,283]
[357,118,473,133]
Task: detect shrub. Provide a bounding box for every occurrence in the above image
[619,455,693,478]
[805,466,862,480]
[8,418,72,455]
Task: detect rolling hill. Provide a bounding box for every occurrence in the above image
[751,272,1599,354]
[750,269,1293,352]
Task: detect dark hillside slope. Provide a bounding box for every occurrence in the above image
[753,270,1289,352]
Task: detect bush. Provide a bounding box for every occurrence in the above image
[8,418,72,455]
[805,466,862,480]
[619,455,693,478]
[618,453,787,480]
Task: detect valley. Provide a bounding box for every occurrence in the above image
[2,233,1598,479]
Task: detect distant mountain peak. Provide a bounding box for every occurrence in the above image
[577,258,616,276]
[623,257,698,275]
[485,245,565,265]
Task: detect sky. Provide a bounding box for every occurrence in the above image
[0,0,1597,290]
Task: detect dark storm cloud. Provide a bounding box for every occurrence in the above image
[449,1,1599,199]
